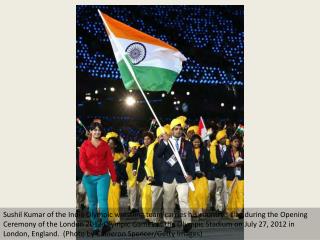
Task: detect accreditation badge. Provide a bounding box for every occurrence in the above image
[166,154,177,167]
[195,162,201,172]
[235,167,241,176]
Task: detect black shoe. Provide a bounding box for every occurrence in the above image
[130,208,139,214]
[164,226,171,233]
[171,222,176,228]
[238,212,244,219]
[152,222,161,227]
[175,204,180,210]
[101,224,111,235]
[92,229,99,236]
[183,223,192,233]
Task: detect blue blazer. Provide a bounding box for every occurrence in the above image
[155,139,195,184]
[223,147,244,181]
[151,143,165,186]
[127,147,148,182]
[191,147,214,180]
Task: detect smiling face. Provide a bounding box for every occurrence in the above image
[90,126,102,139]
[172,125,182,138]
[192,137,201,149]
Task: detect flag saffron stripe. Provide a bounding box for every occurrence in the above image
[101,12,178,51]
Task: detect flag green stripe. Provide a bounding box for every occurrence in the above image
[117,59,178,92]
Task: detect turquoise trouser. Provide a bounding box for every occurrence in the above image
[82,174,110,230]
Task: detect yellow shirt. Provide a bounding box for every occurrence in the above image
[194,148,200,160]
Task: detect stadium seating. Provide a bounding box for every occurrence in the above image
[76,5,243,86]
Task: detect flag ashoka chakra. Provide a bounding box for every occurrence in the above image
[125,42,146,65]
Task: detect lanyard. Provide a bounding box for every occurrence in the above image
[219,145,225,157]
[179,140,185,156]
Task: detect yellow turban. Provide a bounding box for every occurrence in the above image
[216,129,227,141]
[187,125,199,134]
[102,131,118,142]
[176,116,187,128]
[156,124,171,137]
[177,115,187,122]
[128,141,140,149]
[170,118,185,129]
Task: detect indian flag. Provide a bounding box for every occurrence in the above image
[198,116,210,141]
[237,124,244,133]
[235,124,244,136]
[98,10,187,92]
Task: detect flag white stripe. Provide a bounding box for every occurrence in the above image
[109,36,186,73]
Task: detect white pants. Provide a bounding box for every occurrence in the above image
[151,185,163,223]
[214,178,224,211]
[127,183,139,210]
[163,179,191,225]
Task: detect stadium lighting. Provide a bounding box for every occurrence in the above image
[171,91,175,95]
[126,96,136,106]
[161,93,165,98]
[186,91,190,96]
[104,88,106,91]
[110,87,115,92]
[173,101,177,105]
[221,102,225,107]
[233,106,236,110]
[129,89,133,93]
[85,96,92,101]
[94,90,98,94]
[177,100,180,104]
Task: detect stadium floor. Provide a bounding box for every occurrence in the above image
[76,197,244,240]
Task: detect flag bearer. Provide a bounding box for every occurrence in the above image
[155,118,195,233]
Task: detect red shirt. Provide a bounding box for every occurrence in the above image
[79,139,117,182]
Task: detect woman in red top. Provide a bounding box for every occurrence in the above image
[79,121,117,236]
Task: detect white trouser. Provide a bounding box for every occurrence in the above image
[127,183,139,210]
[151,185,163,223]
[214,178,224,211]
[163,179,191,225]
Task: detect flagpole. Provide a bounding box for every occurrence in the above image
[98,10,194,191]
[232,125,240,137]
[148,119,155,132]
[76,118,88,133]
